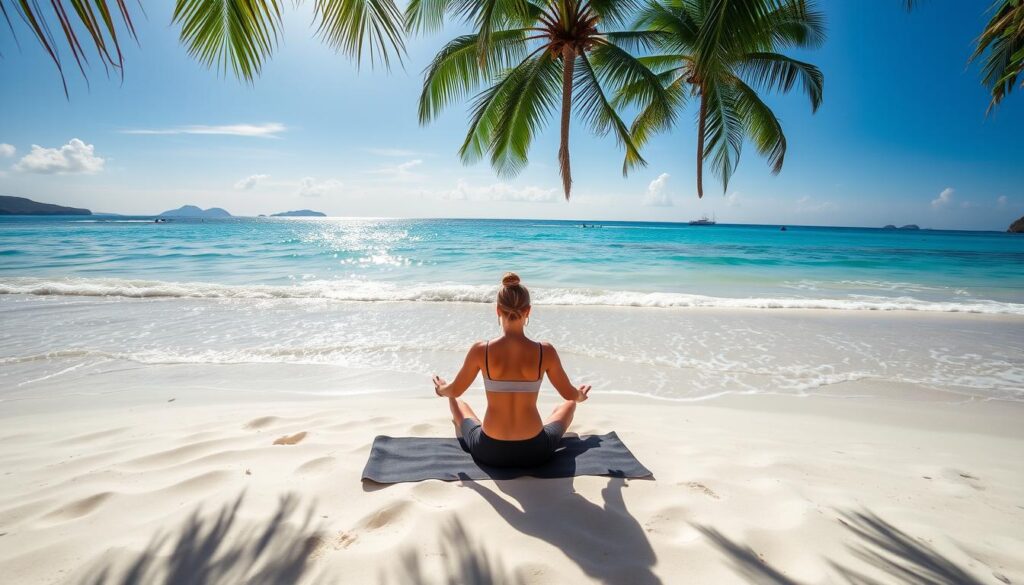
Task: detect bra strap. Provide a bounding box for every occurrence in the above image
[536,341,544,380]
[484,340,492,378]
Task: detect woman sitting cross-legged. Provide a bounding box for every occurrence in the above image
[432,272,591,468]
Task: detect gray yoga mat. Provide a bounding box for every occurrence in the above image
[361,432,652,483]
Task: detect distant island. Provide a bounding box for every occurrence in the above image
[158,205,232,218]
[0,195,91,216]
[271,209,327,217]
[882,224,920,230]
[1010,216,1024,233]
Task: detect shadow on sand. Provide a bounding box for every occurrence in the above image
[77,492,325,585]
[698,509,991,585]
[381,518,528,585]
[457,475,661,585]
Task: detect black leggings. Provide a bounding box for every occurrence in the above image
[459,419,565,468]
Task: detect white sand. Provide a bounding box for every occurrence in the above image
[1,372,1022,584]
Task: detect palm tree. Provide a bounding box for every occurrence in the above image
[970,0,1023,112]
[1,0,406,95]
[411,0,672,199]
[617,0,825,198]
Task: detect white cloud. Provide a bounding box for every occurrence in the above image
[0,143,15,158]
[234,174,270,190]
[442,179,559,203]
[369,159,424,180]
[997,195,1008,208]
[931,187,954,209]
[14,138,104,174]
[724,192,742,207]
[795,195,835,213]
[121,123,286,138]
[366,148,419,157]
[297,177,343,198]
[643,173,673,207]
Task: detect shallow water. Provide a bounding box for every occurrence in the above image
[1,216,1022,402]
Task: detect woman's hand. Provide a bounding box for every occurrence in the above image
[432,375,448,397]
[576,384,591,403]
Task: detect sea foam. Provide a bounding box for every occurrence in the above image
[1,276,1022,315]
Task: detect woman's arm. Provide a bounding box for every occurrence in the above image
[432,342,484,398]
[542,343,591,402]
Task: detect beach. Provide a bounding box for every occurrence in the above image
[1,217,1023,583]
[0,363,1022,584]
[1,295,1023,584]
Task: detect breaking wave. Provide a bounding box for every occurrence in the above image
[2,276,1022,315]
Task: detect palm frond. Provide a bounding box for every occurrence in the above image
[457,52,560,176]
[591,40,679,154]
[489,51,561,177]
[173,0,283,81]
[602,30,671,52]
[970,0,1024,112]
[637,53,692,73]
[312,0,407,69]
[760,0,826,49]
[418,28,530,123]
[593,42,676,103]
[459,65,519,164]
[575,52,647,175]
[587,0,644,28]
[701,81,744,192]
[694,0,788,78]
[730,75,786,173]
[628,72,687,147]
[737,51,823,111]
[3,0,137,96]
[632,0,699,52]
[405,0,459,32]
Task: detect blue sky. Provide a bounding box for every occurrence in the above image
[0,0,1021,229]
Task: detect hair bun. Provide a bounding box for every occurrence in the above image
[501,272,521,287]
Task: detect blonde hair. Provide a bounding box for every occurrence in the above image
[497,272,530,321]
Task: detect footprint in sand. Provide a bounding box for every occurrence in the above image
[644,506,700,543]
[682,481,721,500]
[273,432,307,446]
[309,531,359,560]
[343,501,414,550]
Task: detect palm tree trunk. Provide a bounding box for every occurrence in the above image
[696,89,707,199]
[559,45,576,200]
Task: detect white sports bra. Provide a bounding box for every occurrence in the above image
[482,340,544,393]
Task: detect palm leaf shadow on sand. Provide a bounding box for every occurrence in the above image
[829,510,986,585]
[77,492,326,585]
[697,509,988,585]
[695,525,801,585]
[382,518,527,585]
[457,475,661,585]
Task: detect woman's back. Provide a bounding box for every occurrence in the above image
[482,336,546,440]
[483,336,543,384]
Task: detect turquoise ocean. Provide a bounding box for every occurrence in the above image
[1,216,1022,402]
[1,216,1022,311]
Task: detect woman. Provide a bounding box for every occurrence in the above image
[432,272,591,467]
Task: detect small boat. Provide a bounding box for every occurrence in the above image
[688,214,716,226]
